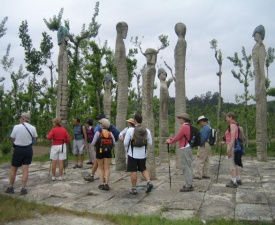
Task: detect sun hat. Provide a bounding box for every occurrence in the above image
[126,118,135,124]
[196,115,208,124]
[99,118,110,129]
[177,113,191,122]
[21,112,30,122]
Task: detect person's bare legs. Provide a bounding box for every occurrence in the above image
[91,159,98,176]
[103,158,111,184]
[59,160,64,177]
[74,154,78,166]
[142,170,150,181]
[131,172,137,187]
[9,166,18,187]
[80,154,84,165]
[21,165,29,188]
[51,160,57,177]
[97,159,104,184]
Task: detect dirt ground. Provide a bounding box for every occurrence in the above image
[32,145,50,157]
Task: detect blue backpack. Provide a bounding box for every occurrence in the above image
[108,124,120,142]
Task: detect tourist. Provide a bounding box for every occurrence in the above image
[5,112,38,195]
[221,112,242,188]
[72,118,87,169]
[85,119,95,165]
[193,116,211,180]
[47,118,70,181]
[91,118,115,191]
[124,113,153,195]
[166,113,194,192]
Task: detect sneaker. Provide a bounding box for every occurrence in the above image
[146,183,153,193]
[5,186,14,194]
[52,176,56,181]
[237,179,242,185]
[86,161,93,165]
[180,185,194,192]
[20,188,27,195]
[78,164,83,168]
[104,184,110,191]
[130,188,137,195]
[226,181,238,188]
[84,175,94,182]
[202,175,210,179]
[98,184,105,190]
[73,164,78,169]
[58,176,63,181]
[193,176,202,180]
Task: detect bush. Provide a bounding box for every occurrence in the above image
[0,141,12,156]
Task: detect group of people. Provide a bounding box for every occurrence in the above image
[5,111,242,195]
[166,112,243,192]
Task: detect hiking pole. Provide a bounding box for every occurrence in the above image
[167,143,171,188]
[216,144,223,183]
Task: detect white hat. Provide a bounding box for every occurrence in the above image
[99,118,110,129]
[21,112,30,122]
[197,115,208,124]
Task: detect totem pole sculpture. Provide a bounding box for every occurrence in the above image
[252,25,267,161]
[56,25,70,128]
[115,22,129,170]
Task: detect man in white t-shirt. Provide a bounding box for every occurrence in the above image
[5,112,38,195]
[123,113,153,195]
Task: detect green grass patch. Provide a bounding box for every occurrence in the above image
[0,193,271,224]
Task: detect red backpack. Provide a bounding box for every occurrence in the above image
[86,126,94,143]
[97,130,113,153]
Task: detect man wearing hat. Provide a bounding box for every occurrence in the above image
[123,113,153,195]
[5,112,38,195]
[193,115,211,180]
[166,113,194,192]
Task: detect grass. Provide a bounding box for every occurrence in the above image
[0,194,271,225]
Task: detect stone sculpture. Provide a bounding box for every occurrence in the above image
[56,25,70,128]
[158,68,173,163]
[252,25,267,161]
[103,74,113,120]
[142,48,158,179]
[114,22,129,170]
[174,22,187,168]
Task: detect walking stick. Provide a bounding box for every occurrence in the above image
[216,144,223,183]
[167,143,171,188]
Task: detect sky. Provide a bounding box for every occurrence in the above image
[1,0,275,103]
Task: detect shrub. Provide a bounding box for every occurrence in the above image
[0,141,12,156]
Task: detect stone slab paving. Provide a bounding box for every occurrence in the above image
[1,155,275,223]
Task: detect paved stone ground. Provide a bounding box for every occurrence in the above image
[1,155,275,224]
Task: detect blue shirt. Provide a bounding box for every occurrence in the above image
[200,124,211,146]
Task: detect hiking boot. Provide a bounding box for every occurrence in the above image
[52,176,56,181]
[237,179,242,185]
[130,188,137,195]
[180,185,194,192]
[193,176,202,180]
[78,164,83,168]
[5,186,14,194]
[73,164,78,169]
[202,175,210,179]
[98,184,105,190]
[104,184,110,191]
[84,175,94,182]
[20,188,27,195]
[226,181,238,188]
[146,183,153,193]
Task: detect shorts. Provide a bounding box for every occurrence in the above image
[50,144,67,160]
[73,140,84,155]
[96,148,112,159]
[127,156,146,172]
[12,145,33,167]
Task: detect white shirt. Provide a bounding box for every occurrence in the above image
[10,123,38,146]
[123,126,152,159]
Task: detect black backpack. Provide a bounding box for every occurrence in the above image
[208,127,217,146]
[185,124,200,148]
[108,124,120,142]
[129,126,148,156]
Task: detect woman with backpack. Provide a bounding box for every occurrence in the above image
[85,120,95,165]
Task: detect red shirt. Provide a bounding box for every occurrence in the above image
[47,126,70,145]
[170,123,190,148]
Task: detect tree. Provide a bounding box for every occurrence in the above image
[210,39,223,147]
[227,47,254,147]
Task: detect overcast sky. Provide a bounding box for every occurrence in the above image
[1,0,275,103]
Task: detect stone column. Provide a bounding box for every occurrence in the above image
[103,74,113,120]
[115,22,129,170]
[142,48,157,179]
[174,22,187,168]
[56,26,70,129]
[158,68,173,163]
[252,25,267,161]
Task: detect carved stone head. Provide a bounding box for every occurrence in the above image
[175,22,186,38]
[145,48,157,65]
[252,25,265,40]
[158,68,167,79]
[116,22,128,39]
[103,74,113,88]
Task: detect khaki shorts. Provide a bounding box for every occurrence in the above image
[73,140,84,155]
